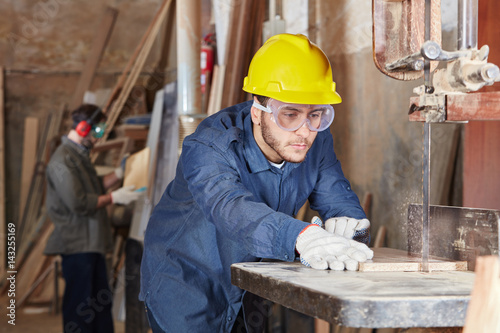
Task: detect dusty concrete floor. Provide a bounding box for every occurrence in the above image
[0,308,125,333]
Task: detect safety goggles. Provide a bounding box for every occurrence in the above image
[91,122,107,138]
[252,99,335,132]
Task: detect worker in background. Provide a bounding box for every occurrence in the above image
[43,104,142,333]
[140,33,373,333]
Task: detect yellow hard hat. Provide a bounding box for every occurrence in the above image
[242,33,342,105]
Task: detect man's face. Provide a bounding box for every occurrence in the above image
[80,119,105,149]
[256,105,319,163]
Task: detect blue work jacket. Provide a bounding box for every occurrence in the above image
[140,100,366,332]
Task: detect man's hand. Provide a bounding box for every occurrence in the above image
[296,217,373,271]
[111,185,142,205]
[325,217,370,245]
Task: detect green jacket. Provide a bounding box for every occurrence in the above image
[44,136,113,255]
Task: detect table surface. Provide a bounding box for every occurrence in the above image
[231,260,475,328]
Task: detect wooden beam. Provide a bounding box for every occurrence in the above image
[13,222,53,306]
[0,67,5,273]
[70,7,118,110]
[17,256,54,307]
[91,0,172,165]
[19,117,39,222]
[207,64,225,116]
[447,92,500,121]
[145,0,176,102]
[100,0,173,141]
[221,0,265,108]
[409,91,500,121]
[93,137,133,162]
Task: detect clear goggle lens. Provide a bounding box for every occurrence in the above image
[252,99,334,132]
[91,122,107,138]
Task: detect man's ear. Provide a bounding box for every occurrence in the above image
[250,96,261,126]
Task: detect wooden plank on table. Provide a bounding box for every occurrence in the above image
[0,67,5,273]
[359,247,468,272]
[463,255,500,333]
[123,147,150,190]
[70,6,118,110]
[19,117,39,222]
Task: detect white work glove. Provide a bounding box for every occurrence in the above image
[325,217,371,245]
[114,166,124,179]
[296,217,373,271]
[113,155,129,180]
[111,185,142,205]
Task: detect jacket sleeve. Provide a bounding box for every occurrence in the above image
[46,156,99,216]
[180,138,309,261]
[308,133,367,220]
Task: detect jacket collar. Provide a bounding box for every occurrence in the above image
[61,135,90,156]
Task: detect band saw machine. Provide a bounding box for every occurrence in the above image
[231,0,500,330]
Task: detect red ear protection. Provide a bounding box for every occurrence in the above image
[75,120,92,137]
[74,108,103,137]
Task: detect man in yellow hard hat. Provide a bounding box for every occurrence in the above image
[140,33,372,333]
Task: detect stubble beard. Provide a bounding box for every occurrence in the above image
[260,115,310,163]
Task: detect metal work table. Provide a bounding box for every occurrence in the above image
[231,261,475,328]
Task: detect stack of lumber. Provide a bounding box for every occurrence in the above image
[207,0,266,115]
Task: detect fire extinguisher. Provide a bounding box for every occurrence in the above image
[201,33,215,94]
